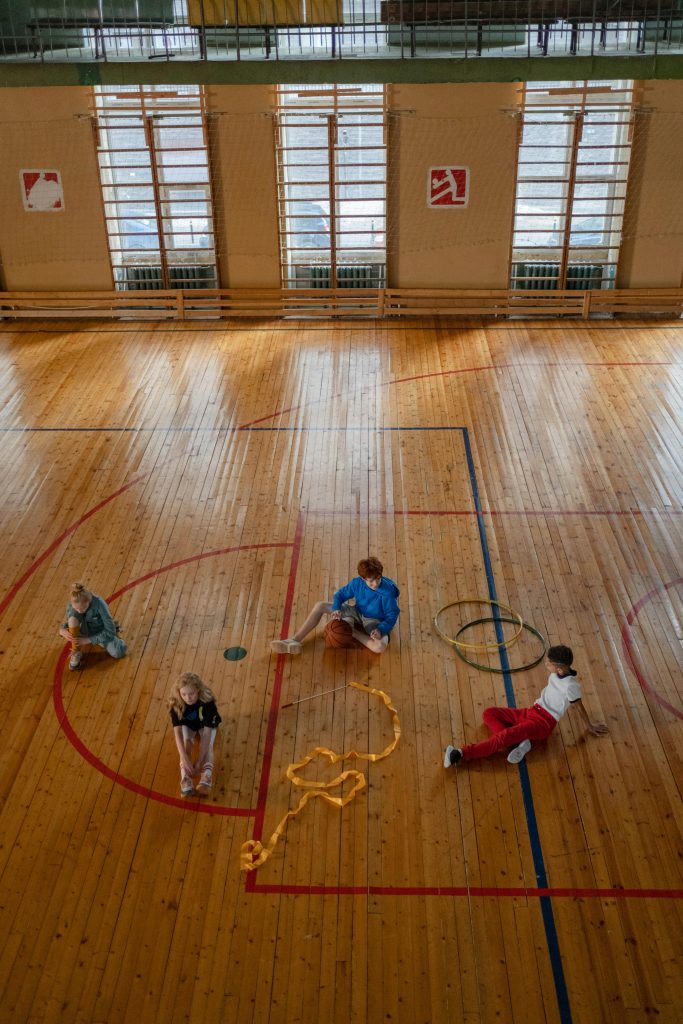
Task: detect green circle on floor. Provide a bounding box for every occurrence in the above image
[224,646,247,661]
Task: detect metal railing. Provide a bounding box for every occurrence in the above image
[1,1,681,62]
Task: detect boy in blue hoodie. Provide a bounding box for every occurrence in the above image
[271,557,400,655]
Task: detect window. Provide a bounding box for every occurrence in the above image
[276,84,386,289]
[511,81,635,290]
[94,84,218,290]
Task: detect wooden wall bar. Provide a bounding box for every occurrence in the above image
[0,286,682,321]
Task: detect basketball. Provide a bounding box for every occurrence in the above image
[323,618,358,649]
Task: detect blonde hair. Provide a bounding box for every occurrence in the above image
[70,582,92,603]
[168,671,217,717]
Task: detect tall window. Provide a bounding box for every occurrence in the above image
[276,84,386,288]
[94,84,217,290]
[511,81,634,290]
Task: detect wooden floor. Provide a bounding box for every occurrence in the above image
[0,317,681,1024]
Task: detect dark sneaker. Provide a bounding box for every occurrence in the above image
[444,745,462,767]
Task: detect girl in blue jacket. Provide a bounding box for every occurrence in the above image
[271,556,400,655]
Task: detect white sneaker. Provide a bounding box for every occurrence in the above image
[197,768,213,797]
[507,739,532,764]
[270,638,303,655]
[69,650,83,671]
[180,774,194,797]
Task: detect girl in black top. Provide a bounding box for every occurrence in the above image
[169,672,222,798]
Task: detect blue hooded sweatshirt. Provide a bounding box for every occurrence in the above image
[332,576,400,637]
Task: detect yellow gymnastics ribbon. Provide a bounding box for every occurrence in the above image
[240,682,401,873]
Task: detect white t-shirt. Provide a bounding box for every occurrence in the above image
[535,671,582,721]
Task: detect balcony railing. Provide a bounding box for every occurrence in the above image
[0,1,681,62]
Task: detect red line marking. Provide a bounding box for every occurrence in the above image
[54,544,293,817]
[54,647,253,817]
[1,358,676,623]
[0,473,149,619]
[3,359,679,887]
[621,577,683,720]
[246,511,306,892]
[249,882,683,899]
[107,542,293,601]
[238,406,302,428]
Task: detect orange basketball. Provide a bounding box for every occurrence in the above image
[324,618,357,649]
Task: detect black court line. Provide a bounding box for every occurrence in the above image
[0,425,470,433]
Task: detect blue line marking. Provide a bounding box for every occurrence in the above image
[461,427,572,1024]
[5,414,570,1017]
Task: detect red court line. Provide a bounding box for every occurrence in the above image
[231,359,675,432]
[54,543,295,818]
[107,542,293,601]
[621,577,683,720]
[250,883,683,900]
[244,511,682,897]
[2,357,676,623]
[54,643,254,817]
[3,363,679,890]
[0,472,150,619]
[246,509,306,891]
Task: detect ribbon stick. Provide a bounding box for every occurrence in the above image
[240,682,401,873]
[281,684,348,709]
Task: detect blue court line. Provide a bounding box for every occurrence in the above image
[6,416,571,1015]
[462,427,572,1024]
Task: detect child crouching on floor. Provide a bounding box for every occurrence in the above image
[169,672,222,797]
[444,644,608,768]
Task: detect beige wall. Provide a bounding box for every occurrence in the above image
[618,80,683,288]
[387,83,520,288]
[0,80,681,293]
[205,85,280,288]
[0,87,112,291]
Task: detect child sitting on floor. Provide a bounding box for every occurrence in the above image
[169,672,222,798]
[270,556,400,655]
[58,582,127,671]
[444,644,608,767]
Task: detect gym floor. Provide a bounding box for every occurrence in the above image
[0,317,681,1023]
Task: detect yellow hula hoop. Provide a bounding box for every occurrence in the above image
[433,597,524,651]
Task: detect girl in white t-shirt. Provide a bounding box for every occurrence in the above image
[444,645,608,767]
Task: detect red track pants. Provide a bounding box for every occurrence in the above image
[461,704,557,761]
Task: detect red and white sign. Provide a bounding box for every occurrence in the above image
[21,170,64,212]
[428,167,469,208]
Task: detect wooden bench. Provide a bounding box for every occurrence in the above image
[187,0,342,58]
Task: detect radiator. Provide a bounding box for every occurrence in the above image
[336,265,386,288]
[293,265,385,289]
[168,265,217,289]
[115,265,216,291]
[513,263,609,291]
[115,266,164,291]
[511,263,560,290]
[566,265,607,290]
